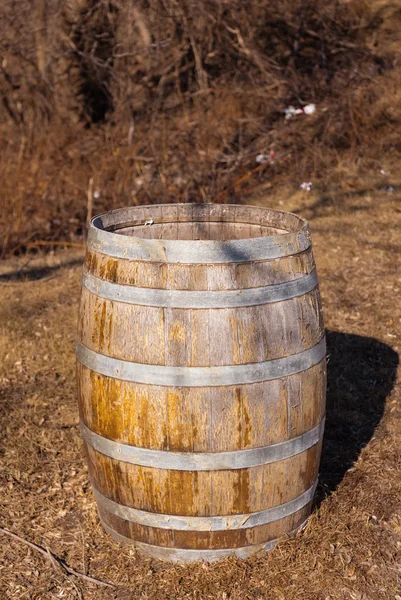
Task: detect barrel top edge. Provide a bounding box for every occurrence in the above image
[85,243,314,266]
[91,203,309,229]
[87,204,311,263]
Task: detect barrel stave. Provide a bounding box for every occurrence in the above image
[77,288,324,366]
[84,248,316,289]
[96,501,312,550]
[84,441,322,516]
[78,363,325,452]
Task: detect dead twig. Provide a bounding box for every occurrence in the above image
[0,526,116,589]
[86,176,94,233]
[79,522,86,577]
[213,162,271,202]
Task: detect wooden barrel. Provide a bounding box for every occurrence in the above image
[77,203,326,563]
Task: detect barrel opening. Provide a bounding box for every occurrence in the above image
[91,204,308,242]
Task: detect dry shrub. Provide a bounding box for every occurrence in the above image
[0,0,400,255]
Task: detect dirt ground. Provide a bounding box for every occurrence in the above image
[0,184,400,599]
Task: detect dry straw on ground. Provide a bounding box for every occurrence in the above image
[0,185,400,599]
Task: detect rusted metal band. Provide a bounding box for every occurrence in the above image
[76,337,326,387]
[80,418,324,471]
[93,480,317,530]
[82,269,318,309]
[100,519,309,562]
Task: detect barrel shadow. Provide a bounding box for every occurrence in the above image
[317,330,399,503]
[0,257,83,282]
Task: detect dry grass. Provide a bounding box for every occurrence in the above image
[1,0,401,256]
[0,186,400,599]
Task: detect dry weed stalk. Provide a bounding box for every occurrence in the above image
[0,0,400,255]
[0,526,117,589]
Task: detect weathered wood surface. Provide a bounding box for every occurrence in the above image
[85,248,316,288]
[76,203,326,562]
[77,288,324,365]
[84,441,321,515]
[97,500,313,549]
[78,364,325,451]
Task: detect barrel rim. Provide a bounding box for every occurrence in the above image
[91,203,309,233]
[88,204,311,264]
